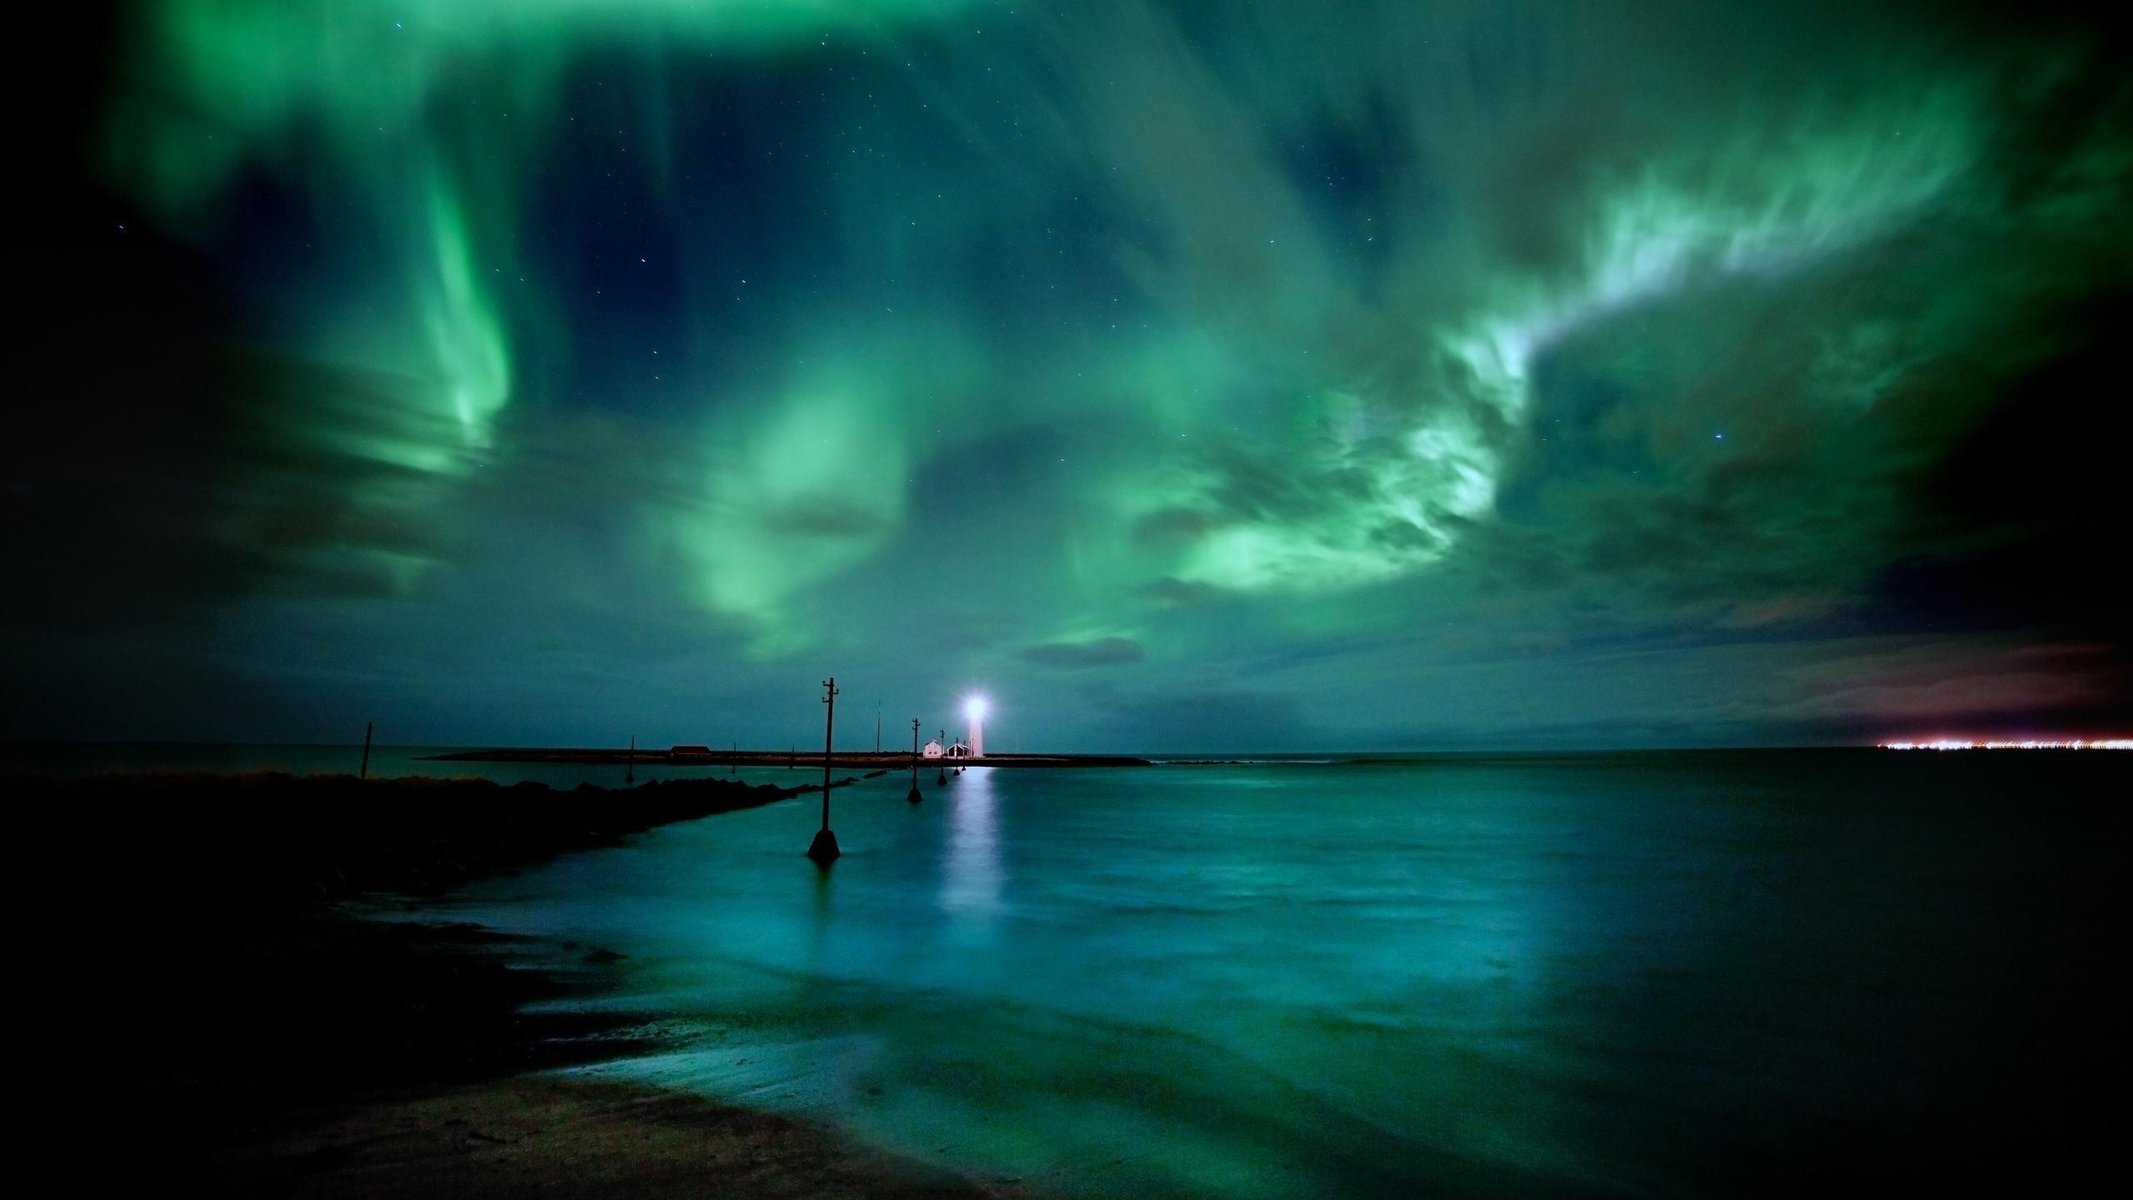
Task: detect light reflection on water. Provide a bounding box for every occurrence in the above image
[431,753,2124,1198]
[941,767,1003,922]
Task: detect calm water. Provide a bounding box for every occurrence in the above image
[384,751,2126,1197]
[34,743,2114,1194]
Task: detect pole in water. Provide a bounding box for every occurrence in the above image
[937,729,948,785]
[907,717,923,803]
[360,720,373,780]
[807,676,842,864]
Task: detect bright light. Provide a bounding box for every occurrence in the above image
[1879,738,2133,751]
[964,694,989,723]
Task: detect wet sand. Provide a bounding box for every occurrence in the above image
[216,1076,1024,1199]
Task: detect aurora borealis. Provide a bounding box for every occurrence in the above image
[12,1,2130,748]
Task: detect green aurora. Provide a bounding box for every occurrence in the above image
[11,0,2130,747]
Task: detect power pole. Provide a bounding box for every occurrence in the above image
[907,717,923,803]
[807,677,842,864]
[360,720,373,780]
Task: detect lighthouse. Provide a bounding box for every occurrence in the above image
[963,694,988,758]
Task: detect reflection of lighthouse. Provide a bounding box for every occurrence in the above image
[963,694,987,759]
[941,764,1000,920]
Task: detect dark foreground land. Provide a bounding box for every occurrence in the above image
[427,746,1153,769]
[33,771,1019,1198]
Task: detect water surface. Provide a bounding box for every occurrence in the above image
[416,752,2124,1196]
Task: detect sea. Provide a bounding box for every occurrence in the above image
[17,743,2124,1196]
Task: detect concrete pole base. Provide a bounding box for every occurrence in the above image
[806,828,842,864]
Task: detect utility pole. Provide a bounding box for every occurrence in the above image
[908,717,923,803]
[626,733,635,785]
[360,720,373,780]
[807,677,842,864]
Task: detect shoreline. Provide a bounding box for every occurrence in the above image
[213,1075,1028,1199]
[40,770,1023,1197]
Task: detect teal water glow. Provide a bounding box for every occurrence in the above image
[424,754,2120,1195]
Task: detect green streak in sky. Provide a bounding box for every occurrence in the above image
[97,0,986,623]
[666,369,910,652]
[1157,79,1992,593]
[89,0,2130,663]
[421,174,512,452]
[110,0,974,221]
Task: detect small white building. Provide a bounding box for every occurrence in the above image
[923,738,975,759]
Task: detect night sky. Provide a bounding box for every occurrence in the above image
[12,1,2130,750]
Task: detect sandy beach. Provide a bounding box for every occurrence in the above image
[33,770,1018,1197]
[214,1076,1023,1199]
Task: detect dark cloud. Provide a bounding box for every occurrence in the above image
[1023,637,1146,669]
[1780,640,2130,735]
[1140,578,1223,608]
[1072,679,1308,752]
[761,498,897,541]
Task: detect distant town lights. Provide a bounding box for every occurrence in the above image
[1879,738,2133,751]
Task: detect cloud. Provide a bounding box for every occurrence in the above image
[1072,679,1308,751]
[1781,639,2124,727]
[1023,637,1146,669]
[1724,594,1841,630]
[1140,579,1222,608]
